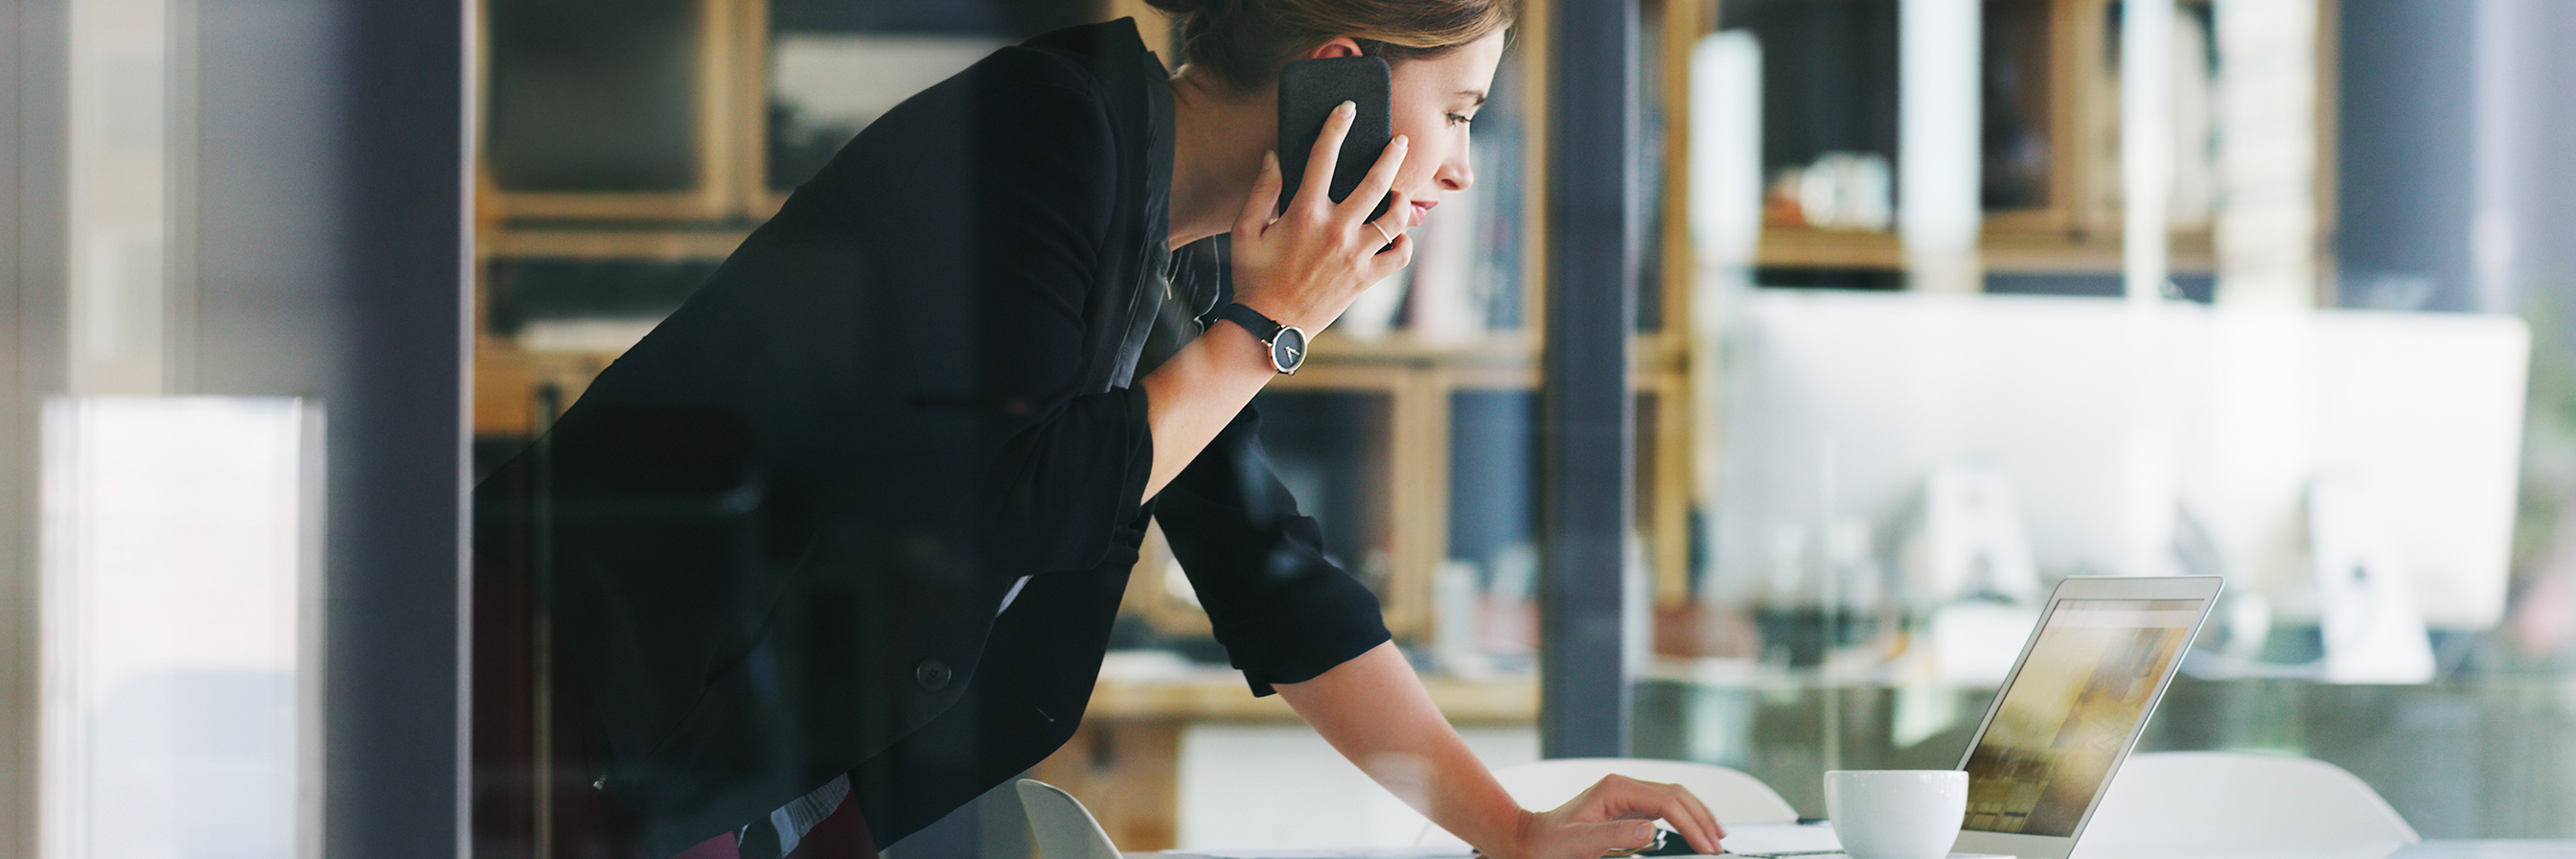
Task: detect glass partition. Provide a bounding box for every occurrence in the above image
[10,0,471,853]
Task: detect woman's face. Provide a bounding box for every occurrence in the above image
[1384,30,1507,230]
[1303,29,1508,231]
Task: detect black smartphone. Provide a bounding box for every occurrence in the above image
[1276,55,1395,222]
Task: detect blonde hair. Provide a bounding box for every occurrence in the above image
[1144,0,1516,92]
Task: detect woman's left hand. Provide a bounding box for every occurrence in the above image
[1225,103,1414,336]
[1495,775,1726,859]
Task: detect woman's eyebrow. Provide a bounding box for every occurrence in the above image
[1457,89,1488,106]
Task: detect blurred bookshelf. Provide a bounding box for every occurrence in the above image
[1673,0,2334,282]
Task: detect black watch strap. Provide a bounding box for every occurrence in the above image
[1211,302,1306,374]
[1211,302,1281,342]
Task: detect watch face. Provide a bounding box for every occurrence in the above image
[1270,326,1308,374]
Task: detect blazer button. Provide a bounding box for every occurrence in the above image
[915,659,953,691]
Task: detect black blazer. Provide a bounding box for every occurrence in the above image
[476,19,1391,856]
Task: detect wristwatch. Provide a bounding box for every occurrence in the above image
[1211,302,1308,375]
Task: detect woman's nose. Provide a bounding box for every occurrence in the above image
[1438,149,1474,192]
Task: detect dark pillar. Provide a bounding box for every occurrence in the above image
[2335,0,2479,312]
[1539,0,1640,760]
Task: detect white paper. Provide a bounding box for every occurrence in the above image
[1162,847,1473,859]
[1717,822,1844,856]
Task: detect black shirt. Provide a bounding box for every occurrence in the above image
[476,18,1392,855]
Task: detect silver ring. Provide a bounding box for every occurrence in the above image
[1369,221,1397,245]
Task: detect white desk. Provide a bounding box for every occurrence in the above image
[2098,844,2576,859]
[1737,845,2575,859]
[2378,845,2576,858]
[1142,844,2576,859]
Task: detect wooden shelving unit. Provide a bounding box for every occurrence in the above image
[1688,0,2323,283]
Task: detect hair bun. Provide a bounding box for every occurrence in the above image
[1160,0,1513,92]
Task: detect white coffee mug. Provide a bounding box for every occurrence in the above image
[1825,770,1968,859]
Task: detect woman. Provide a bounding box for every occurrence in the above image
[476,2,1728,857]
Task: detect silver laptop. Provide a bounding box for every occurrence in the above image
[1728,575,2222,859]
[1952,575,2221,859]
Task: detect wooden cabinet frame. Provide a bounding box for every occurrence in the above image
[478,0,750,221]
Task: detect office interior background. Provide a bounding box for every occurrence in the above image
[7,0,2576,856]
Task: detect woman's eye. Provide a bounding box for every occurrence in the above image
[1446,112,1474,126]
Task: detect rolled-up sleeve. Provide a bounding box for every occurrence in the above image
[1151,405,1392,695]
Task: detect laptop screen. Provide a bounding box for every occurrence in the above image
[1959,598,2207,837]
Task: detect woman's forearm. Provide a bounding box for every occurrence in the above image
[1137,319,1279,502]
[1274,641,1531,855]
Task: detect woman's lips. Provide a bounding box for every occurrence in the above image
[1410,199,1438,228]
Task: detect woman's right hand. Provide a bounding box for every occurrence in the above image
[1499,775,1726,859]
[1229,100,1414,335]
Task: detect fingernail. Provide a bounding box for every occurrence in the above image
[1337,100,1356,115]
[1393,134,1409,149]
[1264,150,1277,171]
[1634,824,1656,841]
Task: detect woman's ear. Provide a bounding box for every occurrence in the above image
[1305,36,1365,59]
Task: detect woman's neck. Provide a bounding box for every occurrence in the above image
[1166,67,1273,250]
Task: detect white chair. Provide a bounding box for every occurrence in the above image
[2077,751,2420,856]
[1018,778,1127,859]
[1417,758,1798,847]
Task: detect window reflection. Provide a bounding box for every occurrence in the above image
[39,397,324,859]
